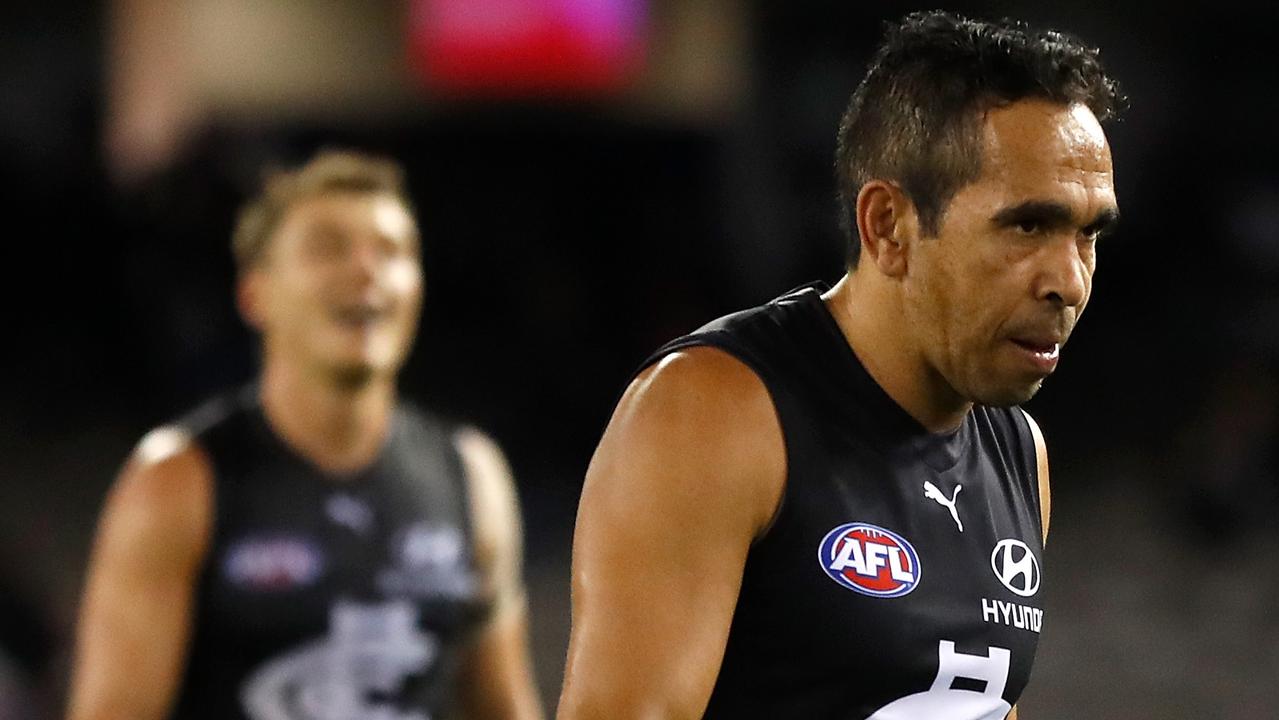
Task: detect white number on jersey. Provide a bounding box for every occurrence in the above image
[867,640,1012,720]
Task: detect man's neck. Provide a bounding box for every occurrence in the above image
[823,272,971,433]
[258,359,396,475]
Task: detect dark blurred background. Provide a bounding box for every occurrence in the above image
[3,1,1278,718]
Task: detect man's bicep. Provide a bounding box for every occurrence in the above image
[558,350,784,719]
[67,433,213,720]
[560,424,750,718]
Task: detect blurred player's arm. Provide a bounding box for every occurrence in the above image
[557,348,785,720]
[454,428,545,720]
[67,428,213,720]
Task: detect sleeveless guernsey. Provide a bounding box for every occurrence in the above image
[642,284,1045,720]
[170,386,488,720]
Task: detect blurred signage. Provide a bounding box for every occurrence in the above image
[408,0,647,96]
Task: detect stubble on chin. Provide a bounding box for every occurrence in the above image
[978,378,1044,408]
[331,363,377,390]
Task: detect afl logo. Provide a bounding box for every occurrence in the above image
[223,536,324,591]
[818,523,921,598]
[991,539,1041,597]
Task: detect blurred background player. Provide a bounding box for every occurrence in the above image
[66,150,543,720]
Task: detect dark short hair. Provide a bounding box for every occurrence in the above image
[835,10,1125,266]
[232,149,413,271]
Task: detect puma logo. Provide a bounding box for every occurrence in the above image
[923,481,963,532]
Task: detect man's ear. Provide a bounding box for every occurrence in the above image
[236,270,267,331]
[855,180,917,278]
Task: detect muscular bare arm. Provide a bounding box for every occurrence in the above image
[557,348,786,719]
[66,428,214,720]
[454,428,545,720]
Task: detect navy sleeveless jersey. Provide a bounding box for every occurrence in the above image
[170,387,489,720]
[643,284,1045,720]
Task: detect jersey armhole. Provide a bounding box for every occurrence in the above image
[189,436,221,601]
[1014,407,1045,539]
[638,331,791,548]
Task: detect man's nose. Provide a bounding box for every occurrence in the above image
[346,242,380,282]
[1039,237,1089,308]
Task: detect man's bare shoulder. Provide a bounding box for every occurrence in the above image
[593,345,786,538]
[106,426,215,556]
[626,346,777,429]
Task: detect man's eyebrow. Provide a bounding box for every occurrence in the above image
[991,201,1121,235]
[990,201,1075,228]
[1083,207,1121,236]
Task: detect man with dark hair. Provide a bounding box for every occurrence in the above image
[559,11,1122,719]
[69,150,544,720]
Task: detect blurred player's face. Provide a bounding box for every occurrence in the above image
[903,99,1117,407]
[246,191,423,385]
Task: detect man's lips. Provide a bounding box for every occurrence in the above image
[331,304,393,327]
[1012,338,1059,354]
[1010,337,1061,373]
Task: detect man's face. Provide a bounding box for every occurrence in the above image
[246,191,424,384]
[903,99,1118,407]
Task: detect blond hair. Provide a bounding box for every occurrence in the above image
[231,150,412,271]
